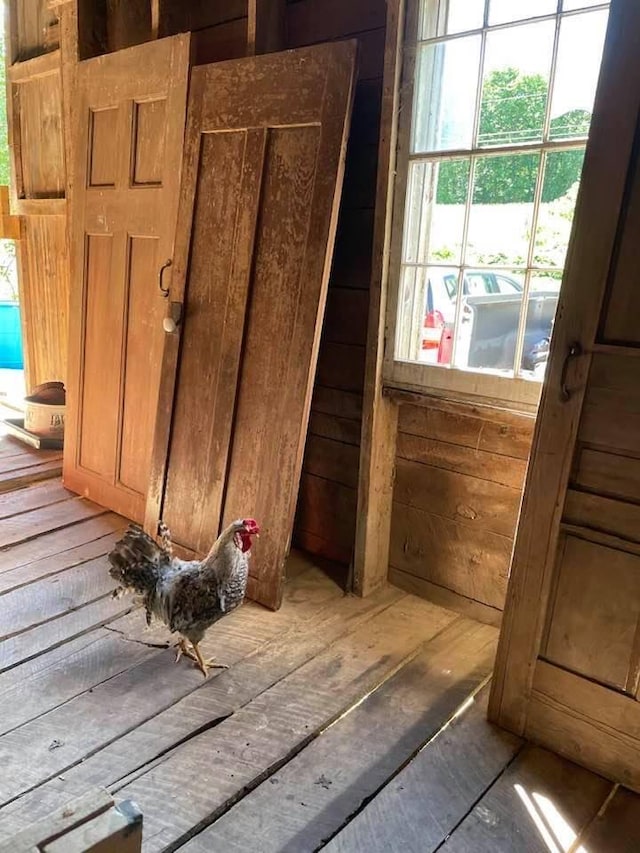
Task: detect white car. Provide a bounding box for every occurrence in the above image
[421,270,524,362]
[420,270,557,374]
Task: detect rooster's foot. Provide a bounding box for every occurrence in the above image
[191,643,229,678]
[174,639,228,675]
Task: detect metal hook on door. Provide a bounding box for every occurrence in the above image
[159,259,172,298]
[560,341,582,401]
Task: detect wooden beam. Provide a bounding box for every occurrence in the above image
[247,0,285,55]
[0,186,12,227]
[353,0,404,597]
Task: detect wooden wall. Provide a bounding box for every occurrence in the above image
[290,0,384,567]
[5,4,69,390]
[388,400,534,621]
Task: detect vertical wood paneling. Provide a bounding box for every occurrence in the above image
[289,0,385,571]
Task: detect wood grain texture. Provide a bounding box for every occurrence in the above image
[529,662,640,793]
[7,0,59,62]
[247,0,285,54]
[10,68,65,199]
[352,0,403,599]
[294,472,357,564]
[0,496,104,550]
[284,0,385,574]
[325,686,522,853]
[542,534,640,690]
[0,576,403,836]
[150,42,357,610]
[389,567,503,627]
[397,431,528,490]
[577,786,640,852]
[563,488,640,543]
[111,596,451,851]
[390,503,511,610]
[439,745,611,852]
[15,215,69,387]
[159,127,265,551]
[489,0,640,735]
[179,618,496,853]
[398,402,534,460]
[64,35,190,522]
[395,457,521,538]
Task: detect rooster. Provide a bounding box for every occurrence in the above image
[107,518,260,676]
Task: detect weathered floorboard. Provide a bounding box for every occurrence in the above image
[325,686,522,853]
[182,619,497,852]
[112,596,450,851]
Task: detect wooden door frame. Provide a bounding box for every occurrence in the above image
[489,0,640,735]
[353,0,403,597]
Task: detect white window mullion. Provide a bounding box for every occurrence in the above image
[385,0,611,409]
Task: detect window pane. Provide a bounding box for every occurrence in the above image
[403,159,471,265]
[549,10,608,140]
[466,152,540,267]
[406,266,459,365]
[402,161,428,263]
[489,0,557,26]
[412,36,481,152]
[517,287,559,379]
[534,149,585,269]
[562,0,605,10]
[453,269,526,372]
[421,0,485,38]
[397,264,459,362]
[479,20,555,147]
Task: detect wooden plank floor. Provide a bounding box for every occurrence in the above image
[0,479,638,852]
[0,425,63,493]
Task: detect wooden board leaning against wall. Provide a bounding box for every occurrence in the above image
[146,41,357,611]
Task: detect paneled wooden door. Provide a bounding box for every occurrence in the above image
[146,42,357,610]
[64,35,191,522]
[490,0,640,792]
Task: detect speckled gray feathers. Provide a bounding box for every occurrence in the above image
[108,522,250,645]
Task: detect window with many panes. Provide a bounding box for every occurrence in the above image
[385,0,610,409]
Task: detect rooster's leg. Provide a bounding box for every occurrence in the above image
[174,637,193,663]
[191,642,229,678]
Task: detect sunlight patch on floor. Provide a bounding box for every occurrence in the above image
[515,783,585,853]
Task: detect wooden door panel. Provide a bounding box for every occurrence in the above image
[119,235,163,495]
[564,490,640,544]
[221,123,324,599]
[148,43,356,609]
[131,99,167,186]
[17,73,65,197]
[601,147,640,343]
[543,534,640,691]
[88,107,119,187]
[574,447,640,502]
[78,233,119,478]
[161,128,264,551]
[578,353,640,455]
[529,662,640,792]
[491,0,640,791]
[65,35,190,522]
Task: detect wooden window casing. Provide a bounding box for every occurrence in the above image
[384,0,610,412]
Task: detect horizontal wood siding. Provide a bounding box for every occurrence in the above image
[390,401,535,614]
[291,0,384,569]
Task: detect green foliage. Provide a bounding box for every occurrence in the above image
[435,69,590,205]
[0,34,9,186]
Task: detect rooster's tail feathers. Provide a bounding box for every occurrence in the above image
[108,524,169,595]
